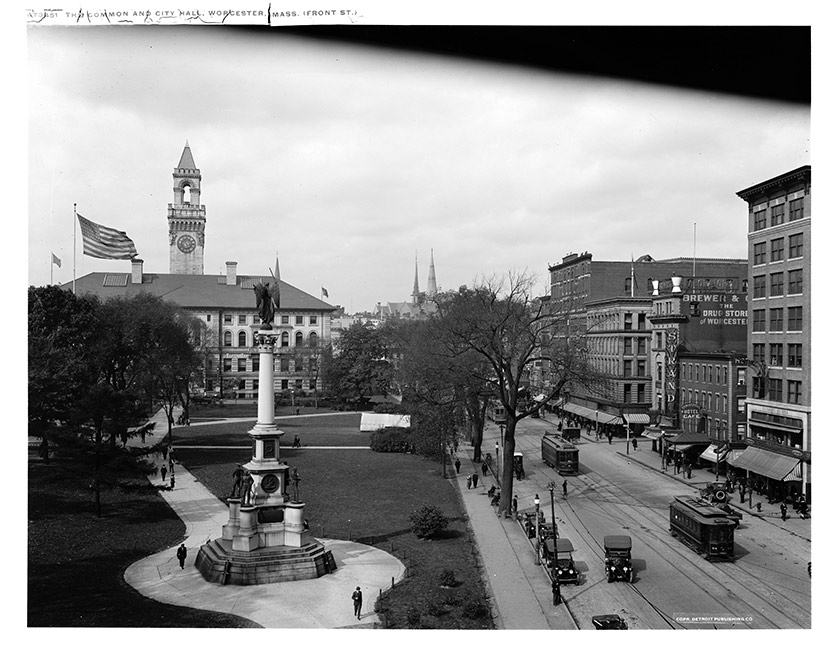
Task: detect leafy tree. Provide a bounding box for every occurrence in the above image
[324,322,392,406]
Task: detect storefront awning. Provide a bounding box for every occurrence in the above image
[562,403,622,424]
[642,427,664,440]
[700,443,729,463]
[624,413,651,425]
[724,448,745,466]
[731,446,800,481]
[664,432,711,446]
[534,394,547,403]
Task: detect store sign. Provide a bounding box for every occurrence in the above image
[681,403,701,420]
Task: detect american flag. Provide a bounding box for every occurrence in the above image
[77,213,138,260]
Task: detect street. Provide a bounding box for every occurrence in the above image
[493,416,811,629]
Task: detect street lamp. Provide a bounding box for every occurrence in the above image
[625,416,631,455]
[547,481,560,606]
[534,494,541,565]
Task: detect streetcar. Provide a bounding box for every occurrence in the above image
[487,404,507,424]
[669,496,737,561]
[541,433,579,475]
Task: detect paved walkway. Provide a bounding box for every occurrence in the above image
[122,408,405,628]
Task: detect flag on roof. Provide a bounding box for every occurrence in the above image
[321,286,329,298]
[51,253,61,267]
[77,213,138,260]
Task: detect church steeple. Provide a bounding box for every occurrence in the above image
[426,249,438,298]
[168,142,206,274]
[411,253,420,304]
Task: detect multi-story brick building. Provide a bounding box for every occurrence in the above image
[735,165,811,501]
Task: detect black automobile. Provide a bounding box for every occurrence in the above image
[591,614,628,630]
[604,535,633,583]
[545,537,580,584]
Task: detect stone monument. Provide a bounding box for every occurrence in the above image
[195,271,335,585]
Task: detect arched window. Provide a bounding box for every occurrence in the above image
[308,332,318,348]
[223,331,232,347]
[238,331,247,347]
[281,332,289,347]
[182,183,191,204]
[295,332,304,348]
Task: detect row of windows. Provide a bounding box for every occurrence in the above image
[752,197,804,231]
[752,233,803,265]
[219,313,319,326]
[752,377,803,405]
[214,356,318,373]
[680,363,746,386]
[751,307,803,332]
[205,379,318,393]
[223,330,319,348]
[680,388,738,414]
[622,383,647,403]
[752,270,803,298]
[752,342,802,368]
[587,336,648,356]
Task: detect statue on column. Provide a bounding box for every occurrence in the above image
[253,281,279,327]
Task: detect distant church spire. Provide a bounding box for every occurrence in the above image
[426,249,437,297]
[412,252,420,304]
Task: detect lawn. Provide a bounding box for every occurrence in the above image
[27,462,259,628]
[173,412,493,629]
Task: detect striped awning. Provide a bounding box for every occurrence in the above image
[624,413,652,425]
[562,403,622,424]
[642,428,664,441]
[724,448,746,466]
[730,446,800,482]
[700,443,729,463]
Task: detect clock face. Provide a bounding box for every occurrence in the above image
[177,234,196,253]
[261,474,279,493]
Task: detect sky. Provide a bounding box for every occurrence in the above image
[26,21,811,313]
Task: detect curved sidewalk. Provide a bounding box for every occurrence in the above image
[124,453,405,628]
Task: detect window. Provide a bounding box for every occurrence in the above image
[237,358,247,372]
[295,379,303,390]
[310,315,318,325]
[737,367,746,386]
[657,364,663,381]
[624,360,633,377]
[752,310,766,332]
[623,384,632,403]
[206,314,212,322]
[789,197,804,221]
[708,366,713,382]
[768,378,783,402]
[753,242,767,265]
[224,314,233,324]
[308,332,318,348]
[624,277,632,294]
[681,363,687,380]
[694,364,700,381]
[769,344,783,366]
[771,204,784,226]
[637,337,646,354]
[753,209,767,230]
[223,358,232,372]
[295,358,303,372]
[788,344,802,368]
[752,377,764,398]
[707,393,712,410]
[789,233,804,259]
[715,394,720,412]
[281,379,289,390]
[738,398,746,413]
[238,314,246,325]
[623,337,633,354]
[787,380,803,405]
[637,360,647,377]
[223,331,233,347]
[770,238,785,262]
[252,355,259,372]
[238,331,247,347]
[280,357,290,371]
[295,316,304,325]
[752,344,765,363]
[788,306,803,331]
[309,379,317,390]
[281,332,289,347]
[624,313,632,330]
[788,269,803,294]
[637,384,646,403]
[655,332,663,349]
[281,315,290,325]
[252,380,258,390]
[769,272,784,296]
[769,308,784,332]
[638,313,647,330]
[295,332,304,348]
[753,275,766,299]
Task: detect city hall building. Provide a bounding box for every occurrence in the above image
[67,144,337,399]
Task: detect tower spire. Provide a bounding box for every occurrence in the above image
[426,248,437,297]
[412,252,420,304]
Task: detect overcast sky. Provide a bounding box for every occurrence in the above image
[27,25,810,313]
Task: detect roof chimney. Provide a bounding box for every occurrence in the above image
[131,258,144,285]
[226,261,238,286]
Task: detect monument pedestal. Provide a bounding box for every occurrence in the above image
[196,327,335,585]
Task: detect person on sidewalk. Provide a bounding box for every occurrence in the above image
[169,474,175,490]
[466,475,473,490]
[472,472,479,488]
[455,458,461,474]
[292,434,301,448]
[631,437,638,451]
[780,502,788,521]
[352,586,363,620]
[512,495,518,517]
[160,465,167,481]
[176,543,187,569]
[562,480,568,499]
[481,462,488,477]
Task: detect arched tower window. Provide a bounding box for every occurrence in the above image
[308,332,318,348]
[238,331,247,347]
[223,331,232,347]
[182,183,192,205]
[295,332,304,348]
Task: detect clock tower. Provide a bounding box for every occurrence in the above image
[168,142,206,274]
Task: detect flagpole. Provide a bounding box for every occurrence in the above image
[73,203,77,294]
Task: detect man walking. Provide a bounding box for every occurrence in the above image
[780,502,788,521]
[292,434,301,448]
[176,543,187,569]
[160,465,167,481]
[455,458,461,474]
[352,586,363,620]
[562,480,568,499]
[472,472,479,488]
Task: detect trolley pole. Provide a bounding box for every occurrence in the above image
[534,494,541,565]
[547,481,559,605]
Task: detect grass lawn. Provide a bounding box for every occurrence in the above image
[27,463,259,628]
[174,412,493,629]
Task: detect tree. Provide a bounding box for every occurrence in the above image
[324,322,392,406]
[433,273,591,517]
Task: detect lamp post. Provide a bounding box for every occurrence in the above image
[534,494,541,565]
[547,481,559,605]
[625,416,631,455]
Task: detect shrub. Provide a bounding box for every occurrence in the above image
[374,403,405,414]
[409,504,449,539]
[370,426,412,453]
[461,596,488,619]
[406,606,421,627]
[439,569,456,587]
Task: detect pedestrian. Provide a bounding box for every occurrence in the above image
[293,434,301,448]
[725,477,732,493]
[352,586,363,620]
[161,465,167,481]
[562,480,568,499]
[780,502,787,521]
[472,472,479,488]
[608,432,613,445]
[557,420,563,431]
[512,495,518,517]
[481,462,488,477]
[455,458,461,474]
[552,577,562,606]
[739,483,746,504]
[800,498,808,519]
[176,543,187,569]
[631,437,638,451]
[296,407,301,416]
[170,474,175,489]
[466,475,472,490]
